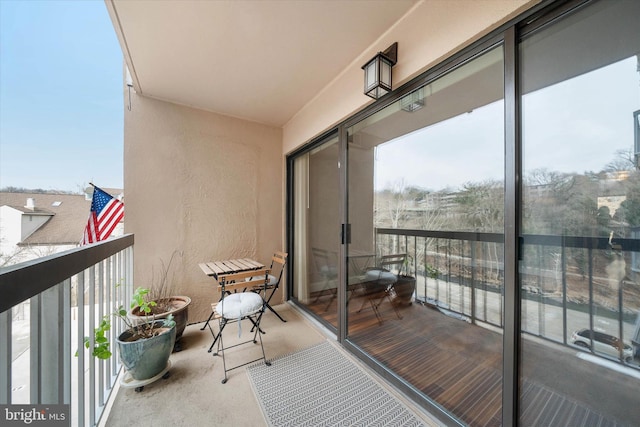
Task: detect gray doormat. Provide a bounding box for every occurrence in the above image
[247,341,428,427]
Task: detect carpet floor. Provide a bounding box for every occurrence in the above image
[247,341,429,427]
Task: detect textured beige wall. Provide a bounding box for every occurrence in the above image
[123,0,540,323]
[124,94,282,322]
[283,0,539,153]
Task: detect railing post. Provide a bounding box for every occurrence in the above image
[30,294,41,403]
[105,257,113,388]
[471,242,476,325]
[31,283,65,404]
[435,239,440,304]
[404,235,408,262]
[618,272,624,361]
[413,236,417,278]
[89,265,96,426]
[537,245,544,337]
[63,279,71,405]
[77,270,85,427]
[0,310,10,403]
[127,246,134,323]
[588,247,594,351]
[461,240,466,315]
[561,242,567,344]
[447,240,452,308]
[98,262,105,409]
[423,237,427,304]
[111,253,120,378]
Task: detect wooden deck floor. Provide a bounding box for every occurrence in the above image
[307,290,635,427]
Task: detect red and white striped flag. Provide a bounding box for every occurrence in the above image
[80,186,124,245]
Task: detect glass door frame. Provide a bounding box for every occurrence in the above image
[284,2,595,426]
[286,129,342,334]
[288,34,517,426]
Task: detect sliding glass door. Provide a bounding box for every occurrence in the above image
[286,2,640,425]
[291,134,340,329]
[345,46,506,425]
[519,1,640,424]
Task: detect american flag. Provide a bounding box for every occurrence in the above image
[80,186,124,245]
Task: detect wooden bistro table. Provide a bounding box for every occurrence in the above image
[199,258,265,282]
[199,258,266,352]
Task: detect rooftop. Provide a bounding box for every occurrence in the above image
[0,190,122,246]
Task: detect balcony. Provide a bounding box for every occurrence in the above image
[306,228,640,426]
[2,230,638,426]
[104,306,445,426]
[0,235,440,426]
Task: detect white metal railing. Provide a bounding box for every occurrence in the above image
[0,234,134,426]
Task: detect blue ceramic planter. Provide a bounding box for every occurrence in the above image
[117,321,176,381]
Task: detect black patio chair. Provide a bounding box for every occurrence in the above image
[357,253,406,324]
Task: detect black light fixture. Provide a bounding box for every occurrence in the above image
[362,42,398,99]
[400,87,425,112]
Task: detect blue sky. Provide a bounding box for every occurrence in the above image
[375,57,639,192]
[0,0,123,193]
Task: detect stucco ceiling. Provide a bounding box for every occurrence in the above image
[106,0,419,128]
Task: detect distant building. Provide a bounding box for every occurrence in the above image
[0,189,124,267]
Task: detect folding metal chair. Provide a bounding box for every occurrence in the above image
[199,258,265,338]
[251,251,288,324]
[357,253,406,324]
[311,247,338,309]
[210,268,271,383]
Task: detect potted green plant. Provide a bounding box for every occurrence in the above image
[81,287,176,387]
[128,251,191,351]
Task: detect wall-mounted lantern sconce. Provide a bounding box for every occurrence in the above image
[400,87,425,112]
[362,42,398,99]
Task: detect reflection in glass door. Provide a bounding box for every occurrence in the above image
[346,46,505,425]
[291,134,340,329]
[519,1,640,425]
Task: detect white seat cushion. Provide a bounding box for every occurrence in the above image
[365,269,396,285]
[216,292,263,319]
[246,274,278,286]
[320,266,338,278]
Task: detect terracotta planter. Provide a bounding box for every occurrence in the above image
[129,296,191,341]
[117,321,176,381]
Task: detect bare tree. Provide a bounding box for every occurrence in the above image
[0,244,59,268]
[604,148,635,172]
[375,179,412,254]
[454,180,504,281]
